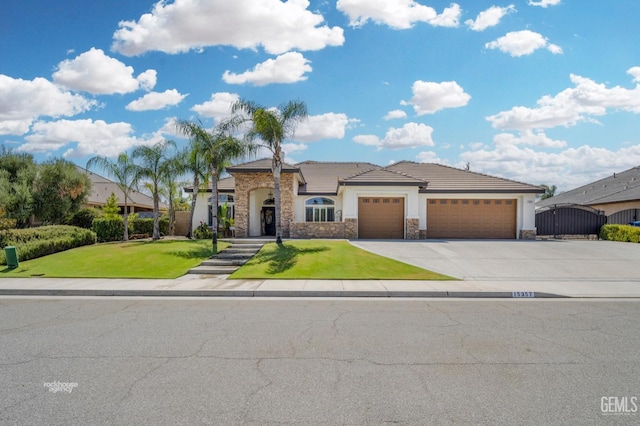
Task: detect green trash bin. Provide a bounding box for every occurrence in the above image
[4,246,19,269]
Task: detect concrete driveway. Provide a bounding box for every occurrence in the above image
[350,239,640,282]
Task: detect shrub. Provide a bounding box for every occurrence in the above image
[69,208,103,229]
[600,224,640,243]
[0,225,96,265]
[193,221,213,240]
[131,217,170,236]
[92,217,125,243]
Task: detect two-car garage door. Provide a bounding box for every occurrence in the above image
[427,199,516,239]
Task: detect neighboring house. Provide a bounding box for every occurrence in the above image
[78,166,168,214]
[187,159,544,240]
[536,166,640,223]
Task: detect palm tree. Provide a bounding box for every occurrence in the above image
[86,153,141,241]
[159,150,188,236]
[177,119,255,253]
[176,120,211,239]
[133,140,176,240]
[540,184,557,200]
[231,99,308,245]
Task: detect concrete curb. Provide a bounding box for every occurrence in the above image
[0,289,572,298]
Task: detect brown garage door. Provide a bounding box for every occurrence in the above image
[358,197,404,239]
[427,199,516,239]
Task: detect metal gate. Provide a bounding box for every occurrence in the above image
[607,208,640,225]
[536,204,606,237]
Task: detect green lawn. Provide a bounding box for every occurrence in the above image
[1,240,226,279]
[230,240,455,280]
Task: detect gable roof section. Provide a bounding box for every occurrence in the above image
[387,161,544,194]
[78,165,167,209]
[226,158,300,174]
[339,168,426,187]
[537,166,640,208]
[297,161,380,194]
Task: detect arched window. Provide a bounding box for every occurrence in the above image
[305,197,335,222]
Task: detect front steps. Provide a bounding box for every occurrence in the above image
[188,239,270,275]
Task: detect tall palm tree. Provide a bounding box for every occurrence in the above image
[160,151,187,236]
[231,99,308,245]
[133,140,176,240]
[176,120,211,239]
[177,119,255,253]
[86,153,141,241]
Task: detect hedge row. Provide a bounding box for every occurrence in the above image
[600,224,640,243]
[0,225,97,265]
[92,217,170,242]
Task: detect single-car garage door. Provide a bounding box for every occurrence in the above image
[427,199,516,239]
[358,197,404,239]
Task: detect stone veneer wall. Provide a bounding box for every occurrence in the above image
[233,172,295,238]
[290,222,346,239]
[519,229,537,240]
[419,230,427,239]
[345,218,358,239]
[406,219,419,240]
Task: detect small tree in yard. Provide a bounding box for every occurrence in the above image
[102,193,120,218]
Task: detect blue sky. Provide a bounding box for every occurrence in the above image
[2,0,640,191]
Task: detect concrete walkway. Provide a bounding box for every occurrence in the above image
[1,274,639,298]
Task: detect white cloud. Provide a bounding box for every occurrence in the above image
[112,0,344,56]
[416,150,447,164]
[0,74,96,135]
[485,30,562,57]
[295,113,350,142]
[337,0,461,29]
[461,142,640,191]
[493,131,567,148]
[222,52,312,86]
[629,67,640,83]
[384,109,408,120]
[528,0,561,7]
[354,122,434,150]
[465,5,515,31]
[282,142,308,156]
[401,80,471,115]
[52,48,156,94]
[18,119,142,157]
[126,89,187,111]
[487,68,640,130]
[191,92,240,123]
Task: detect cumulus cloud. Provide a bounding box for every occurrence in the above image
[126,89,187,111]
[487,68,640,130]
[485,30,562,57]
[52,48,156,94]
[465,5,515,31]
[353,122,434,150]
[337,0,461,29]
[295,113,350,142]
[222,52,312,86]
[18,119,142,157]
[461,142,640,191]
[528,0,561,7]
[112,0,344,56]
[493,131,567,148]
[416,150,448,164]
[384,109,408,120]
[0,74,96,135]
[401,80,471,115]
[191,92,239,123]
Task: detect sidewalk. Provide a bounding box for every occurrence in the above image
[1,274,640,298]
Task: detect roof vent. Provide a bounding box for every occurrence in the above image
[602,184,606,188]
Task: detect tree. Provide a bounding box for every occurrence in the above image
[177,119,255,253]
[87,153,141,241]
[102,193,120,218]
[133,140,176,240]
[231,99,308,244]
[176,120,210,238]
[32,159,91,224]
[0,147,37,227]
[540,184,557,200]
[158,149,188,236]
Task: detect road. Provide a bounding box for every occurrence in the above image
[1,298,639,425]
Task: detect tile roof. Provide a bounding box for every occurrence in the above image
[537,166,640,208]
[78,166,168,209]
[339,168,426,186]
[296,161,380,193]
[225,158,300,173]
[386,161,544,193]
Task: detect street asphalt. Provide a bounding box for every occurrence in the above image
[1,239,639,298]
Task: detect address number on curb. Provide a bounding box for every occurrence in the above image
[512,291,535,298]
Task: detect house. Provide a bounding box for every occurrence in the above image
[78,166,168,214]
[536,166,640,224]
[187,159,544,240]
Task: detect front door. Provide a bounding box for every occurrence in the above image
[262,207,276,236]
